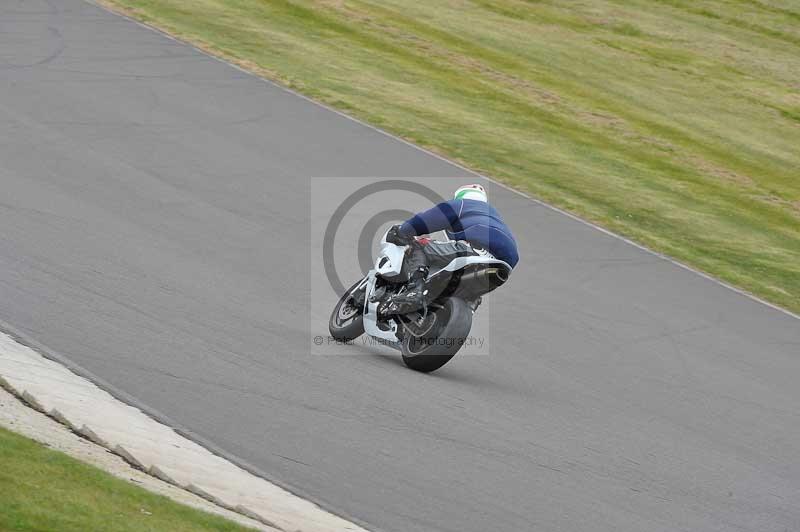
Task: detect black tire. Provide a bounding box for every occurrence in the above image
[329,279,366,342]
[401,298,473,373]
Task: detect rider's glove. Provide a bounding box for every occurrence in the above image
[386,224,413,246]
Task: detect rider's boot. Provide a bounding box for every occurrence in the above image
[379,266,429,316]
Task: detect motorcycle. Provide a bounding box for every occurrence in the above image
[329,230,511,373]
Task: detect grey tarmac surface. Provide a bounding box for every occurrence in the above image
[1,1,799,531]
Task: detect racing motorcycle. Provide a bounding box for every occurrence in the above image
[329,230,511,373]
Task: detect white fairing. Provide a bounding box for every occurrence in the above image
[362,274,400,343]
[428,255,511,278]
[375,233,407,277]
[362,233,406,343]
[360,230,509,346]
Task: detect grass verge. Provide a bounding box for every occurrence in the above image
[101,0,799,313]
[0,426,253,532]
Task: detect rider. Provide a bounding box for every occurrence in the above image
[380,184,519,315]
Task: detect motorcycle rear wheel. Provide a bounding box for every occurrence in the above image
[401,298,472,373]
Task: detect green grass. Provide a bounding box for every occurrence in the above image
[0,426,253,531]
[104,0,800,313]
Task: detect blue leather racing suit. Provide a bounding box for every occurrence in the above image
[397,199,519,268]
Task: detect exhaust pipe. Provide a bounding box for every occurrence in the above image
[457,266,508,294]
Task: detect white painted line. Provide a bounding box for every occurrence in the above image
[0,331,369,532]
[89,0,799,322]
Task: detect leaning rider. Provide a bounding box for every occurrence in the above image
[380,184,519,315]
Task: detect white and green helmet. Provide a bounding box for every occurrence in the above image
[453,183,488,202]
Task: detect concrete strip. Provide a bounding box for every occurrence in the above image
[0,332,368,532]
[0,385,271,532]
[114,444,148,470]
[49,409,76,430]
[148,464,179,485]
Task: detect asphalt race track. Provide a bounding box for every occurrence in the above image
[2,2,799,531]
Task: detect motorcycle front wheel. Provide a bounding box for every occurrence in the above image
[401,298,473,373]
[329,279,366,342]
